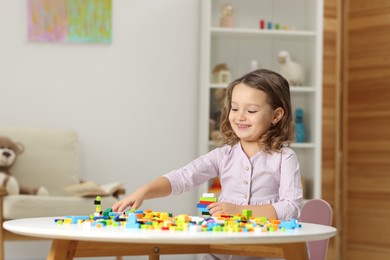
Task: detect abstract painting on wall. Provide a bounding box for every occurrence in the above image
[27,0,112,43]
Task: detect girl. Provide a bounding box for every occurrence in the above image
[113,69,302,259]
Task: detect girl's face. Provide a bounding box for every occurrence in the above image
[229,83,282,145]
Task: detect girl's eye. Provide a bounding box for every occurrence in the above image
[248,110,257,114]
[231,108,238,112]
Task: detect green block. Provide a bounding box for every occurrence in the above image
[199,196,218,202]
[212,225,222,232]
[242,209,252,219]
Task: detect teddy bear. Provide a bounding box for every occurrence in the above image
[0,135,49,196]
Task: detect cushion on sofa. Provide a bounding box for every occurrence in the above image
[3,195,118,219]
[0,127,80,196]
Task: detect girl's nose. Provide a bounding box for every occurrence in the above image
[238,112,246,121]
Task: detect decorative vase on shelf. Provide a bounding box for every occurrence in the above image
[220,4,235,27]
[295,108,306,143]
[250,60,258,72]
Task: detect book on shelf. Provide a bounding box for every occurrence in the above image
[64,181,124,197]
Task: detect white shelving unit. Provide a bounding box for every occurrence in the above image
[198,0,323,199]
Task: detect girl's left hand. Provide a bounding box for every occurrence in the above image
[207,202,241,216]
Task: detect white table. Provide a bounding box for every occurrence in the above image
[3,217,336,260]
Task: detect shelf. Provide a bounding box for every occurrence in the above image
[290,86,316,93]
[200,0,323,199]
[211,27,316,39]
[209,141,315,149]
[210,84,316,93]
[290,142,315,149]
[210,83,228,88]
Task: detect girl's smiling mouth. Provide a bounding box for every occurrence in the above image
[237,124,250,129]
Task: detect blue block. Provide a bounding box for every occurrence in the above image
[197,203,208,209]
[69,216,90,224]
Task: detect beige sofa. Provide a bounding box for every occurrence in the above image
[0,128,122,260]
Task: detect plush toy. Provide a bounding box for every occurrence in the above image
[0,136,49,196]
[277,50,305,86]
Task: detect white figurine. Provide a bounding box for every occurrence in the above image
[212,63,231,84]
[250,60,259,72]
[277,50,305,86]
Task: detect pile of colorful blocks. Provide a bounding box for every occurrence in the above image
[54,195,302,232]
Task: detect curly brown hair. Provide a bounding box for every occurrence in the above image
[218,69,295,152]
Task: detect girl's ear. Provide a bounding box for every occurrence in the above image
[272,107,284,125]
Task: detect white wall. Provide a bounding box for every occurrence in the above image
[1,0,200,259]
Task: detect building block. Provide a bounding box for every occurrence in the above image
[55,196,303,234]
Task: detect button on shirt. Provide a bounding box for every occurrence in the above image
[164,143,303,220]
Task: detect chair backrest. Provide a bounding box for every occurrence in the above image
[0,127,80,196]
[300,199,333,260]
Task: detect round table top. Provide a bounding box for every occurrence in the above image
[3,217,337,245]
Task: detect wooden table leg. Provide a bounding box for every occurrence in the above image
[209,243,309,260]
[47,239,77,260]
[148,255,160,260]
[46,240,307,260]
[281,242,309,260]
[48,240,208,259]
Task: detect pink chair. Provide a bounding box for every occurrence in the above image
[300,199,333,260]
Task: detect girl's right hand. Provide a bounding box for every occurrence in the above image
[111,176,172,212]
[111,192,144,212]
